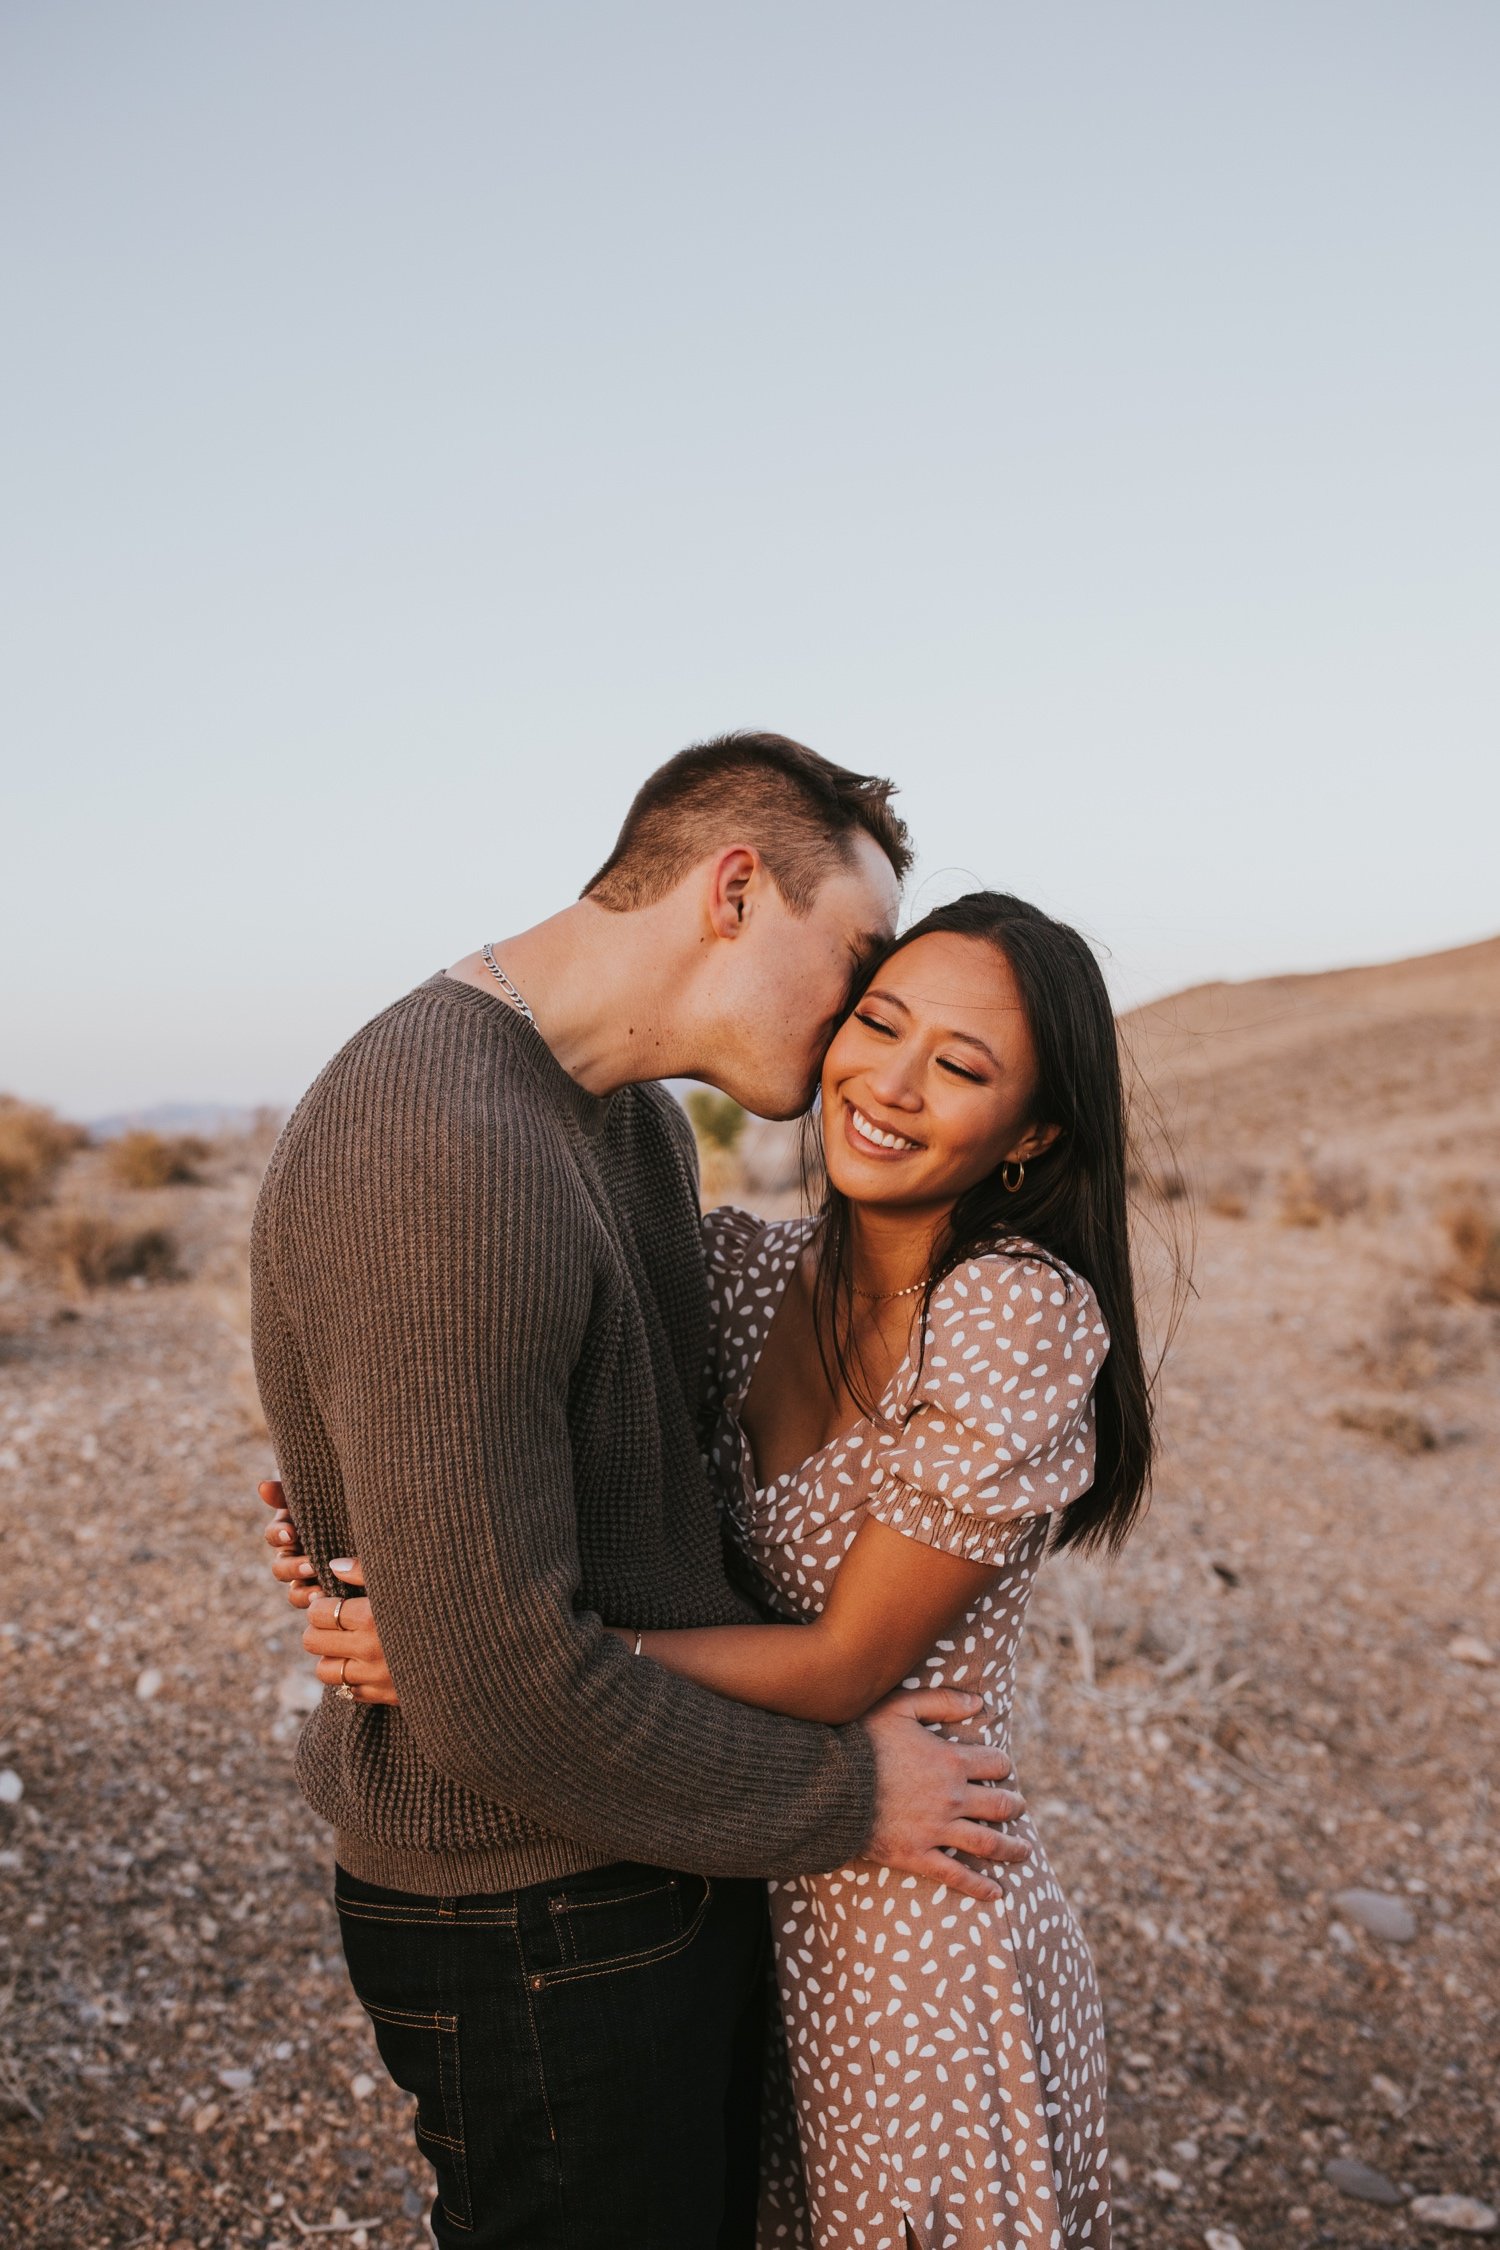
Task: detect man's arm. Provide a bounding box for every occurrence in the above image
[259,1091,884,1881]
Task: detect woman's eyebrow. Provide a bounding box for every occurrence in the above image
[863,988,1002,1069]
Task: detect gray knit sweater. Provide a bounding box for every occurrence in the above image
[250,972,876,1895]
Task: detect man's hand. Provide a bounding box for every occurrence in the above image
[863,1687,1029,1903]
[258,1481,397,1706]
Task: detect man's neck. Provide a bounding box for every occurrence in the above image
[448,901,685,1096]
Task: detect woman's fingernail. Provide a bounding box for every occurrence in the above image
[297,1560,316,1577]
[330,1559,354,1574]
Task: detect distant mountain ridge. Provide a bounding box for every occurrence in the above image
[88,1101,271,1142]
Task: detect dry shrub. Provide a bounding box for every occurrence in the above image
[28,1210,180,1292]
[1203,1159,1262,1220]
[684,1090,747,1153]
[1441,1197,1500,1305]
[0,1096,86,1243]
[1356,1295,1488,1388]
[1334,1399,1443,1455]
[106,1129,209,1190]
[1279,1161,1369,1228]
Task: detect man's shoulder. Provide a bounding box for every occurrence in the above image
[264,978,583,1211]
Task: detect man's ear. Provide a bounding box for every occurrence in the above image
[707,846,760,939]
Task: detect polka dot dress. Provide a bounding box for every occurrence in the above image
[702,1210,1114,2250]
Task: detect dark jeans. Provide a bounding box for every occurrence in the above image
[335,1860,772,2248]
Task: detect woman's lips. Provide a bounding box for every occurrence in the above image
[841,1100,922,1159]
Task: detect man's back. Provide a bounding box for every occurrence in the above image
[252,971,873,1895]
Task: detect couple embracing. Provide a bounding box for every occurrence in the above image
[252,732,1152,2250]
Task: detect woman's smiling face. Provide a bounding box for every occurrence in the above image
[820,930,1055,1212]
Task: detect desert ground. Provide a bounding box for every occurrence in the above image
[2,935,1497,2249]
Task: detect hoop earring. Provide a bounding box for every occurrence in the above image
[1001,1159,1025,1193]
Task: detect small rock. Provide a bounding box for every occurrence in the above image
[1150,2167,1183,2192]
[217,2067,254,2093]
[0,1770,22,1806]
[1447,1635,1496,1669]
[1172,2137,1201,2163]
[190,2101,221,2134]
[1205,2232,1245,2250]
[402,2187,428,2220]
[134,1667,164,1702]
[350,2072,377,2101]
[1324,2155,1404,2205]
[272,2040,294,2061]
[1371,2071,1406,2113]
[1408,2196,1498,2235]
[1112,2155,1132,2187]
[1332,1888,1417,1943]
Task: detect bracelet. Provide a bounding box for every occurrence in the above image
[631,1629,644,1657]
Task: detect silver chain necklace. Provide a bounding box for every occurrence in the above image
[481,944,535,1024]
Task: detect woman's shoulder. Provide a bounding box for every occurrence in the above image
[926,1240,1107,1344]
[700,1204,812,1281]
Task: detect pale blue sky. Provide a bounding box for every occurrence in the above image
[4,1,1496,1116]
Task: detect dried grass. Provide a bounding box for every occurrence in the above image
[1441,1195,1500,1304]
[105,1129,209,1190]
[27,1209,180,1293]
[1278,1161,1369,1227]
[0,1095,87,1243]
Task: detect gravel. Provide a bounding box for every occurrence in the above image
[3,966,1499,2246]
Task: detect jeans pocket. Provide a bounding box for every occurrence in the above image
[534,1868,714,1989]
[361,2002,473,2232]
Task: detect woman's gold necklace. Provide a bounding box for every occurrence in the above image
[852,1275,927,1301]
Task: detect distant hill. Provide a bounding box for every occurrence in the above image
[1121,931,1500,1188]
[89,1101,273,1142]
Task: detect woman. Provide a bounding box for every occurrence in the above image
[280,891,1153,2250]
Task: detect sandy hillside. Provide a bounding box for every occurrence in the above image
[1,935,1497,2250]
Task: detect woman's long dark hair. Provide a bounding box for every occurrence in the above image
[809,890,1161,1556]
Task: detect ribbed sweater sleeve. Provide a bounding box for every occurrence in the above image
[260,998,876,1881]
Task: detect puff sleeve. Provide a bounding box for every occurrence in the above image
[867,1252,1109,1563]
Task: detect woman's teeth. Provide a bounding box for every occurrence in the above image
[849,1105,919,1153]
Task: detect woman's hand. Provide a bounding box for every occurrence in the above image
[260,1479,318,1609]
[258,1480,398,1706]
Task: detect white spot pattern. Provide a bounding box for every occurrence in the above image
[702,1209,1113,2250]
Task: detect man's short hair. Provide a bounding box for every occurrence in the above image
[583,732,912,914]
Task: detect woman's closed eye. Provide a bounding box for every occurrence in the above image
[855,1011,986,1083]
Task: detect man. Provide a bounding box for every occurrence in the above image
[251,733,1027,2249]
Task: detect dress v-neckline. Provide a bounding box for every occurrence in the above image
[730,1216,915,1498]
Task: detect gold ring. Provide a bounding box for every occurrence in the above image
[338,1656,350,1686]
[331,1597,346,1630]
[336,1681,356,1702]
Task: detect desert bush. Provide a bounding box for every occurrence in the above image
[1279,1161,1369,1228]
[106,1129,209,1190]
[0,1096,87,1243]
[1441,1197,1500,1305]
[684,1089,747,1153]
[1356,1294,1488,1388]
[1202,1159,1262,1220]
[27,1210,180,1292]
[1334,1399,1443,1455]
